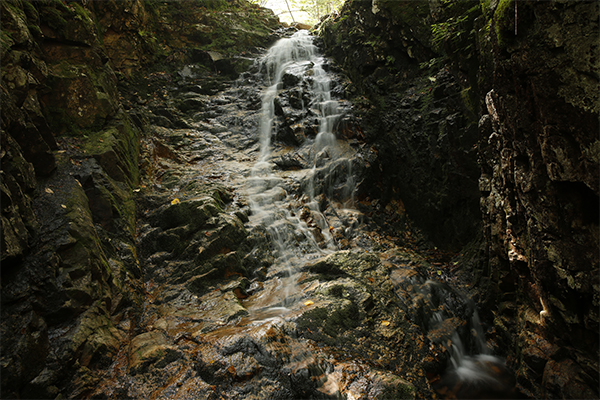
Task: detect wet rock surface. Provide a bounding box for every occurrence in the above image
[317,0,481,250]
[78,29,511,399]
[87,33,440,398]
[475,2,599,397]
[2,1,597,399]
[0,1,279,398]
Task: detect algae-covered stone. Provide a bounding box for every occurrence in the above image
[296,297,360,343]
[43,62,119,133]
[68,303,122,369]
[128,331,182,375]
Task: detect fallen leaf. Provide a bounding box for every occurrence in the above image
[171,198,180,205]
[61,204,67,209]
[45,187,54,194]
[304,300,314,306]
[381,321,391,327]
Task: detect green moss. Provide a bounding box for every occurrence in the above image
[0,30,15,56]
[480,0,492,18]
[380,0,429,26]
[298,299,359,339]
[494,0,515,48]
[22,0,39,21]
[72,2,91,21]
[460,86,477,118]
[2,0,26,21]
[27,23,42,37]
[41,6,68,30]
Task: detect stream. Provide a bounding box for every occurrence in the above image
[92,29,514,399]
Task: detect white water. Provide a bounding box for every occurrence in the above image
[430,298,509,393]
[246,30,354,307]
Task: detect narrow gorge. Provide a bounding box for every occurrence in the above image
[1,1,598,399]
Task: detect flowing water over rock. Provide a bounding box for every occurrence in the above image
[91,29,514,399]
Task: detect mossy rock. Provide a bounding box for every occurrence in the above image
[308,251,380,278]
[297,298,360,342]
[493,0,515,49]
[81,115,140,187]
[69,303,121,369]
[128,331,182,375]
[152,197,221,231]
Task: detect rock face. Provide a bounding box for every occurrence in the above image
[318,0,481,249]
[318,0,599,397]
[477,1,599,398]
[0,1,279,398]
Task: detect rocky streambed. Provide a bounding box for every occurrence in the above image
[0,24,513,399]
[77,29,515,399]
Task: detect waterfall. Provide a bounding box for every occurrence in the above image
[423,286,513,397]
[245,30,353,308]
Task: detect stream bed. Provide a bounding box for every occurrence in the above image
[92,29,515,399]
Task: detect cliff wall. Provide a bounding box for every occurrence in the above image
[318,0,599,397]
[0,1,278,397]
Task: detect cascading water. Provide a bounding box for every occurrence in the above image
[244,31,513,397]
[394,275,515,397]
[76,26,521,400]
[245,30,354,308]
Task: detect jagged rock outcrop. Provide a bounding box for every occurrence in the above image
[318,0,599,397]
[477,1,599,398]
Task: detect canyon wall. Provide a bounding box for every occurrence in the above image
[0,1,278,397]
[318,0,599,397]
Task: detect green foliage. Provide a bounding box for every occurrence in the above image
[432,14,469,48]
[291,0,344,25]
[385,55,395,67]
[419,57,444,74]
[431,2,480,53]
[247,0,269,6]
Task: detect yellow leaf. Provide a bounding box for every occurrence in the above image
[304,300,314,306]
[61,204,67,209]
[437,270,442,276]
[381,321,391,327]
[171,198,180,205]
[45,187,54,194]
